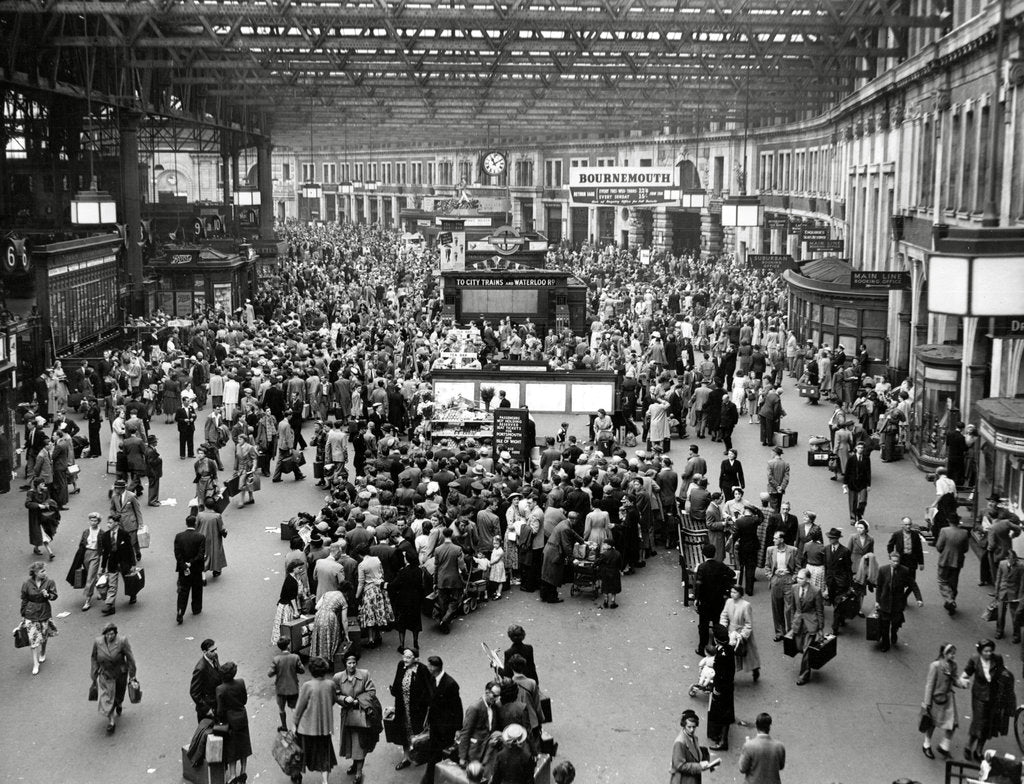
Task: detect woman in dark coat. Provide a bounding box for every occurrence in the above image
[26,478,58,559]
[705,627,736,751]
[86,398,103,457]
[960,639,1017,761]
[618,497,642,574]
[388,553,424,654]
[389,648,432,770]
[215,661,252,783]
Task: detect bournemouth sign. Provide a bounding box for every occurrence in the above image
[569,167,679,206]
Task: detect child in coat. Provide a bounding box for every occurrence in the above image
[596,541,622,608]
[267,637,304,731]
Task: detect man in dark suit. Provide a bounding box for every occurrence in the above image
[174,400,197,459]
[174,515,207,624]
[823,527,854,634]
[887,516,925,604]
[434,527,467,633]
[875,550,910,652]
[764,531,798,640]
[935,516,970,615]
[693,543,736,655]
[842,441,872,522]
[733,503,763,596]
[420,655,463,784]
[98,515,136,616]
[737,712,786,784]
[773,501,799,546]
[189,638,222,721]
[458,681,502,767]
[786,568,824,685]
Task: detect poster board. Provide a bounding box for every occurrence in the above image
[492,408,530,463]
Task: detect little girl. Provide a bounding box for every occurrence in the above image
[488,536,506,599]
[596,541,622,609]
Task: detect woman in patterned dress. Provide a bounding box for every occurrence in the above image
[356,544,394,649]
[388,648,431,770]
[310,590,349,662]
[271,561,309,646]
[20,560,58,676]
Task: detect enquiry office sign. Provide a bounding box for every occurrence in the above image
[569,167,678,206]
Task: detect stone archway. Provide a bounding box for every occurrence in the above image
[677,159,701,189]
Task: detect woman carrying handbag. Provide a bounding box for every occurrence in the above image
[920,642,964,759]
[333,652,379,783]
[90,620,137,733]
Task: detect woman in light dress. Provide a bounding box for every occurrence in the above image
[720,585,761,682]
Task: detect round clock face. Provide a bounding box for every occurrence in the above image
[483,151,506,175]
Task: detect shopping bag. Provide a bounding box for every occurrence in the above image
[13,623,29,649]
[247,472,261,492]
[918,708,934,733]
[866,615,881,642]
[137,524,151,549]
[127,677,142,703]
[408,725,432,765]
[271,730,304,776]
[94,573,110,601]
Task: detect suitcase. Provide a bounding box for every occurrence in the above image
[807,449,830,467]
[271,730,304,777]
[797,383,820,401]
[383,706,405,745]
[72,567,86,590]
[223,475,241,497]
[540,729,558,756]
[540,696,553,724]
[124,567,145,598]
[782,635,799,657]
[435,760,471,784]
[205,735,224,764]
[866,615,880,642]
[535,753,553,784]
[280,616,314,658]
[281,520,296,541]
[181,745,227,784]
[210,494,230,514]
[808,635,837,669]
[313,461,324,480]
[773,429,798,448]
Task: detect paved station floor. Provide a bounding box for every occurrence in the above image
[1,374,1019,784]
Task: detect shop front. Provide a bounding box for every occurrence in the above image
[148,247,252,318]
[974,398,1024,517]
[782,258,891,376]
[907,344,963,471]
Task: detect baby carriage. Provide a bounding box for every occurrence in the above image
[569,542,601,597]
[460,556,489,615]
[688,654,716,698]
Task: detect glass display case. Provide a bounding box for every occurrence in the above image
[908,344,962,469]
[975,398,1024,518]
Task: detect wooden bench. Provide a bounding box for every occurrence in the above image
[677,511,709,607]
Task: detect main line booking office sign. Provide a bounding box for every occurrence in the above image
[569,167,679,206]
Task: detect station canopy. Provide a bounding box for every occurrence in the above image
[1,0,946,146]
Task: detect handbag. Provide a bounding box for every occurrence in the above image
[294,451,306,467]
[13,623,29,649]
[344,705,370,729]
[247,472,261,492]
[68,464,81,476]
[300,595,316,615]
[983,600,999,622]
[408,711,432,765]
[272,730,305,776]
[88,681,98,701]
[127,677,142,704]
[918,707,934,733]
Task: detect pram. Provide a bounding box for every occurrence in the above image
[460,556,489,615]
[569,542,601,597]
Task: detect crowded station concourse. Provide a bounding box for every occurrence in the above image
[1,219,1018,784]
[4,0,1024,782]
